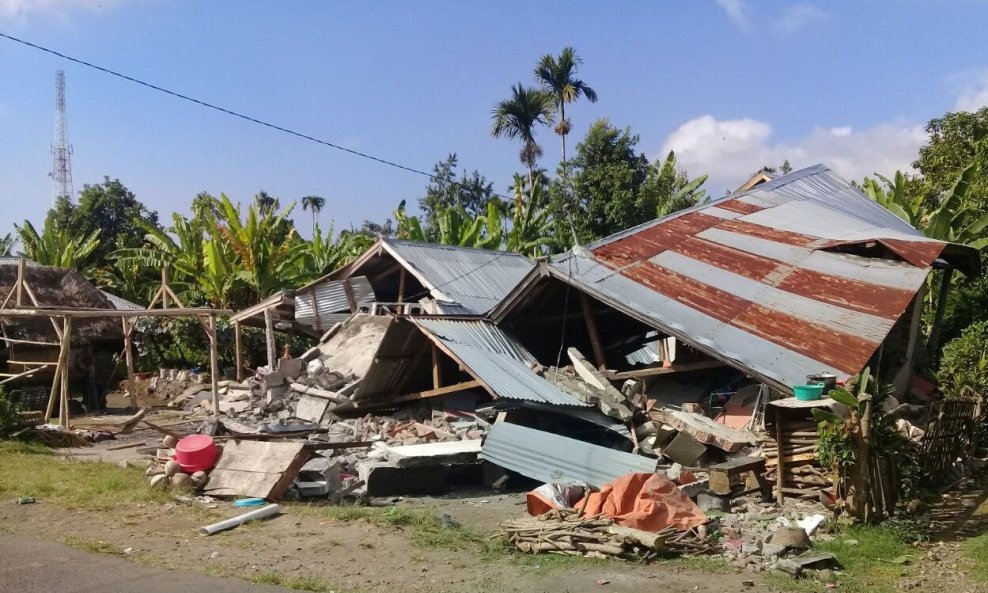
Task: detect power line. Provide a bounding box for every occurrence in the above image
[0,31,449,184]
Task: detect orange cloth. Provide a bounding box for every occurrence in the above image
[574,473,706,533]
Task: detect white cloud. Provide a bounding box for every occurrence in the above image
[660,115,926,192]
[716,0,751,32]
[773,4,829,34]
[0,0,119,22]
[953,69,988,111]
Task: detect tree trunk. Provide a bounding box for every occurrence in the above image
[927,268,954,356]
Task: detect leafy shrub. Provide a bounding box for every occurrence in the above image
[939,320,988,400]
[0,389,27,439]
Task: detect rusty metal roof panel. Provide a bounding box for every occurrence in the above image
[556,164,948,391]
[479,422,657,487]
[415,318,589,407]
[383,240,535,314]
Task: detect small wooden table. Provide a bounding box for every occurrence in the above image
[708,456,772,499]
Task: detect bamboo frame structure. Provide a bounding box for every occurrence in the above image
[1,259,230,428]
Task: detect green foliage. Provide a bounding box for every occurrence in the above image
[506,173,556,256]
[0,233,13,256]
[557,120,708,244]
[862,170,925,227]
[938,320,988,400]
[914,107,988,217]
[535,46,597,166]
[46,178,160,264]
[418,154,495,233]
[395,200,502,249]
[14,218,100,273]
[0,389,28,439]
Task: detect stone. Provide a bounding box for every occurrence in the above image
[163,460,181,477]
[149,474,169,489]
[769,526,811,550]
[773,559,803,577]
[171,473,192,488]
[761,542,787,557]
[696,492,731,513]
[263,371,286,388]
[191,471,208,486]
[162,435,178,448]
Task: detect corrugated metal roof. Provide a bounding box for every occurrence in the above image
[353,319,424,403]
[383,239,535,314]
[415,318,589,407]
[479,422,657,487]
[550,164,949,391]
[294,276,375,329]
[98,290,143,311]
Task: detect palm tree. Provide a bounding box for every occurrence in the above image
[535,47,598,173]
[492,84,555,187]
[301,195,326,233]
[255,191,279,217]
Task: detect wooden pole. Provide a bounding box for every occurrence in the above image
[398,268,407,303]
[580,293,606,370]
[208,314,220,417]
[161,267,170,309]
[775,408,785,505]
[263,308,276,370]
[59,317,72,428]
[431,343,443,389]
[15,257,25,307]
[234,321,243,381]
[122,318,136,409]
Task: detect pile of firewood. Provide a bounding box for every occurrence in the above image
[497,510,717,560]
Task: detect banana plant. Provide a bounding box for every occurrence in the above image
[925,163,988,249]
[506,173,554,256]
[862,171,923,227]
[0,233,13,257]
[14,219,100,274]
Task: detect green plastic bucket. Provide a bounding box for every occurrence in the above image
[793,383,824,401]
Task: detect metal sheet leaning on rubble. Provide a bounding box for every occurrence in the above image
[479,422,657,487]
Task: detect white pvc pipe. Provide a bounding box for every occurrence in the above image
[198,504,280,536]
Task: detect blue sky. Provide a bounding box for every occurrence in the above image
[2,0,988,237]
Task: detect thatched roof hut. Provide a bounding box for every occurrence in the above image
[0,259,123,345]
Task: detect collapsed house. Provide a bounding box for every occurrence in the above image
[0,258,126,410]
[137,165,981,561]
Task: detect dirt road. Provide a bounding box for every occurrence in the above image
[0,534,296,593]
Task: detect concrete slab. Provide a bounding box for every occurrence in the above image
[381,439,482,468]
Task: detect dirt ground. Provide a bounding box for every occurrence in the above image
[0,492,766,593]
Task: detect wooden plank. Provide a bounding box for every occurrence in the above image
[0,307,231,318]
[605,359,726,380]
[59,317,71,428]
[0,366,47,385]
[208,314,220,417]
[15,257,25,307]
[431,344,442,390]
[363,379,483,406]
[206,439,310,501]
[212,440,307,474]
[775,412,785,504]
[234,321,243,382]
[205,469,283,499]
[122,318,136,408]
[580,293,606,369]
[397,268,407,304]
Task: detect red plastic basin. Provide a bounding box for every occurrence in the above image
[174,434,219,473]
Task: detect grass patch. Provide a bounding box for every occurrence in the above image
[0,441,171,510]
[250,571,340,592]
[63,536,125,556]
[963,531,988,581]
[767,524,917,593]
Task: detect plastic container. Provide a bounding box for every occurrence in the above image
[793,384,825,401]
[174,434,219,473]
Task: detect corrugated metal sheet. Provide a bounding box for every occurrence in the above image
[415,318,589,407]
[384,240,535,314]
[479,422,657,487]
[99,290,143,311]
[294,276,375,329]
[353,319,424,402]
[550,164,950,391]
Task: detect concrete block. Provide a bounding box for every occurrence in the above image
[662,431,708,466]
[264,371,286,387]
[696,492,731,512]
[356,460,450,496]
[278,358,304,380]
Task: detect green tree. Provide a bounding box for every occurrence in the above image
[914,108,988,215]
[301,195,326,233]
[505,173,555,257]
[492,84,555,186]
[46,178,159,265]
[394,200,502,249]
[418,155,495,232]
[650,151,708,217]
[535,47,598,171]
[14,219,100,273]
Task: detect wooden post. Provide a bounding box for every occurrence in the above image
[59,317,72,428]
[234,321,243,381]
[927,268,954,357]
[208,314,220,417]
[15,257,25,307]
[43,358,62,423]
[775,409,785,505]
[580,293,606,370]
[161,267,170,309]
[431,344,443,389]
[122,318,136,409]
[398,268,407,303]
[309,287,322,332]
[263,308,276,370]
